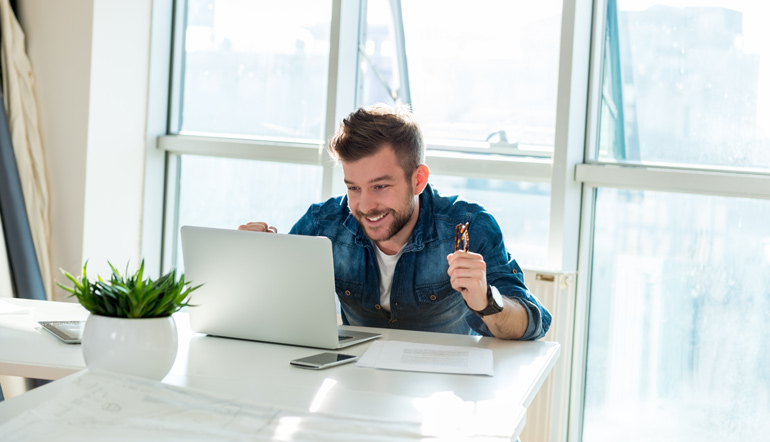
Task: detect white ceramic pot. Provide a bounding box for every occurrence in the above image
[81,314,178,380]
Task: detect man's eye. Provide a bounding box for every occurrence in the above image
[347,187,359,192]
[374,185,388,190]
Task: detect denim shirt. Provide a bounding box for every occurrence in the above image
[289,183,551,340]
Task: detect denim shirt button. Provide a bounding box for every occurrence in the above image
[429,294,437,301]
[344,290,351,296]
[375,304,382,310]
[512,269,518,274]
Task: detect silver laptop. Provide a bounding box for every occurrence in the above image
[180,225,381,349]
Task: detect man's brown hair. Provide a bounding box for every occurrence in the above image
[328,103,424,178]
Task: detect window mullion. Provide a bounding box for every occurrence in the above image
[426,152,551,183]
[576,163,770,200]
[550,1,596,442]
[161,153,182,274]
[167,0,187,135]
[158,135,323,164]
[388,0,411,105]
[322,0,362,200]
[549,0,594,273]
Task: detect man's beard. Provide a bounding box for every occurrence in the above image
[354,193,416,243]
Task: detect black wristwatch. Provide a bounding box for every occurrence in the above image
[465,285,504,318]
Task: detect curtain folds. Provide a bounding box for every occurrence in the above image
[0,0,52,300]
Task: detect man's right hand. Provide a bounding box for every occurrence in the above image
[237,222,277,233]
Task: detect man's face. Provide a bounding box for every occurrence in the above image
[342,145,418,245]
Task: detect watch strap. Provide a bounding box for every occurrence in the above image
[465,285,504,318]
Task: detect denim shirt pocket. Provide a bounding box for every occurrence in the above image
[414,280,462,314]
[335,278,364,301]
[335,278,364,312]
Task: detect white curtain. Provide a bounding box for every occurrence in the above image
[0,0,52,300]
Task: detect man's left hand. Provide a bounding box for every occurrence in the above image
[446,251,488,310]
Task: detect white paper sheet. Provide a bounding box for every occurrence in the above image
[356,341,494,376]
[2,370,503,441]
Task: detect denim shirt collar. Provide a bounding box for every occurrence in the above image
[341,183,440,254]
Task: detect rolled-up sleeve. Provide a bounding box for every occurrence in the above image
[464,212,552,340]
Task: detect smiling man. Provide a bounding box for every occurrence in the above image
[239,104,551,340]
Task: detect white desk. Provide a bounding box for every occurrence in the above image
[0,299,559,440]
[0,298,87,379]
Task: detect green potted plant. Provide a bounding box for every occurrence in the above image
[58,260,200,380]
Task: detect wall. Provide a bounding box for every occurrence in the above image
[17,0,155,300]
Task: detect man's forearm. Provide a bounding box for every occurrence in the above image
[483,297,529,339]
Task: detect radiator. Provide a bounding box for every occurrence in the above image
[519,268,577,442]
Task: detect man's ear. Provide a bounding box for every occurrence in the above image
[412,164,430,195]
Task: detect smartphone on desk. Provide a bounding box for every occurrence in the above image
[38,320,85,344]
[290,352,358,369]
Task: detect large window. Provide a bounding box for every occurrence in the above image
[180,0,332,141]
[595,0,770,170]
[584,189,770,441]
[359,1,561,155]
[163,0,564,269]
[580,1,770,440]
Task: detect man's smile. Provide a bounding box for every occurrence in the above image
[366,212,388,223]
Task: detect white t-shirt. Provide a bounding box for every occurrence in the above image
[374,245,405,312]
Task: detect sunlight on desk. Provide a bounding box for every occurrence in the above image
[273,416,301,441]
[0,370,518,441]
[0,300,31,315]
[308,378,336,412]
[413,391,525,439]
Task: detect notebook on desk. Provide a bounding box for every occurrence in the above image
[180,225,381,349]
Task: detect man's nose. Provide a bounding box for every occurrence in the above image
[358,189,378,214]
